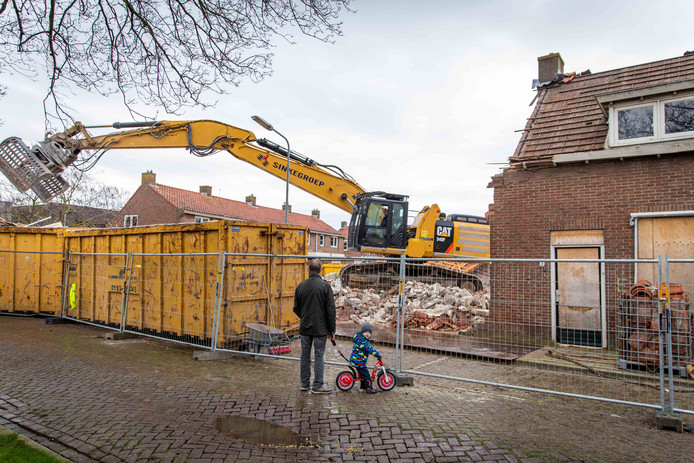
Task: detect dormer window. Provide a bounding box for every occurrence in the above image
[599,80,694,148]
[610,96,694,146]
[124,215,138,227]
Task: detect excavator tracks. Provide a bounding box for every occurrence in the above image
[338,260,488,292]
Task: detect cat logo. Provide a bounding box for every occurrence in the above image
[437,226,453,237]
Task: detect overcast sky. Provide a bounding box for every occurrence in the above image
[1,0,693,230]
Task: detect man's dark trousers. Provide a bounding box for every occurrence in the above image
[301,335,327,389]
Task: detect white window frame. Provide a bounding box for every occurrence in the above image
[319,235,324,246]
[331,236,338,248]
[124,215,138,227]
[609,95,694,147]
[194,216,210,223]
[307,234,311,245]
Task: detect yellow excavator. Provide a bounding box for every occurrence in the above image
[0,119,489,290]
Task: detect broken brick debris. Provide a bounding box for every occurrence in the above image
[326,273,489,334]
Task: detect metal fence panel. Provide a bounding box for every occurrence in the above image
[391,257,674,410]
[662,257,694,414]
[62,252,128,330]
[121,253,221,348]
[212,255,400,360]
[215,253,305,352]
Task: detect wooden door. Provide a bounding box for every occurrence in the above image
[555,247,602,347]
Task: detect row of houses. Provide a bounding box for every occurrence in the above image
[116,171,350,258]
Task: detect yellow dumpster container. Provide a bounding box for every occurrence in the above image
[0,227,64,315]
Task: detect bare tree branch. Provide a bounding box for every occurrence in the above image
[0,0,353,126]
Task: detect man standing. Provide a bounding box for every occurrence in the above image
[293,258,336,394]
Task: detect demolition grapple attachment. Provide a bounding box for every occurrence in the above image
[0,136,75,202]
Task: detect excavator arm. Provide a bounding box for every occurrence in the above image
[0,119,366,213]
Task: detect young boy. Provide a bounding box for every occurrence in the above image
[350,323,382,394]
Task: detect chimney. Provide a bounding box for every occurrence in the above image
[245,194,257,207]
[141,171,156,185]
[340,221,348,229]
[537,53,564,84]
[282,203,292,214]
[199,185,212,197]
[311,209,320,219]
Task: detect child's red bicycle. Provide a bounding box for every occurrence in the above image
[334,352,396,392]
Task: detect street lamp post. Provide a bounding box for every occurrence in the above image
[252,116,291,225]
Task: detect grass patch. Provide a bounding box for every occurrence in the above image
[0,433,64,462]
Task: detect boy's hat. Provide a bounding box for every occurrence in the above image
[360,323,373,334]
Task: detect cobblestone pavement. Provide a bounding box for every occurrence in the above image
[0,317,691,462]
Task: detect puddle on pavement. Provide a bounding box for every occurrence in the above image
[215,416,314,448]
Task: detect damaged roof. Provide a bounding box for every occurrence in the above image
[512,52,694,164]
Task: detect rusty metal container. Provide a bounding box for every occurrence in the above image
[0,227,64,315]
[219,222,307,347]
[63,220,307,346]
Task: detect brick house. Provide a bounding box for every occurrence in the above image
[110,172,345,257]
[488,52,694,347]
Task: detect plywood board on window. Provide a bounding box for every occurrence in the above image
[637,216,694,288]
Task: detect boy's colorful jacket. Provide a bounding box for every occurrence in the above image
[349,332,381,367]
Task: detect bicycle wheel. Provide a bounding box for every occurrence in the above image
[376,371,395,391]
[336,370,355,391]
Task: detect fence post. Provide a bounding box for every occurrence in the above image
[211,250,226,351]
[395,253,406,373]
[120,252,134,333]
[59,250,72,318]
[663,255,676,413]
[655,254,684,432]
[657,255,666,411]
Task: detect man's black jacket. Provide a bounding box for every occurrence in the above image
[293,272,336,336]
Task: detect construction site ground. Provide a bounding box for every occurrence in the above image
[1,316,692,463]
[336,321,530,361]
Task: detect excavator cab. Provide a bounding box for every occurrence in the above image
[348,194,408,251]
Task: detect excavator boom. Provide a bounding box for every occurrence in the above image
[0,120,365,214]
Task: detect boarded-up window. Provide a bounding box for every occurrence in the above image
[636,216,694,287]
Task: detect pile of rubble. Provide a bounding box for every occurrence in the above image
[326,274,489,334]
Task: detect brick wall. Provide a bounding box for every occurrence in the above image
[307,232,344,255]
[487,153,694,339]
[109,185,182,227]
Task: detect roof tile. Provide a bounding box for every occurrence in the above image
[512,53,694,163]
[151,184,340,234]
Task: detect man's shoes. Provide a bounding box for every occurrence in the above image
[300,385,310,392]
[311,385,333,394]
[366,387,378,394]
